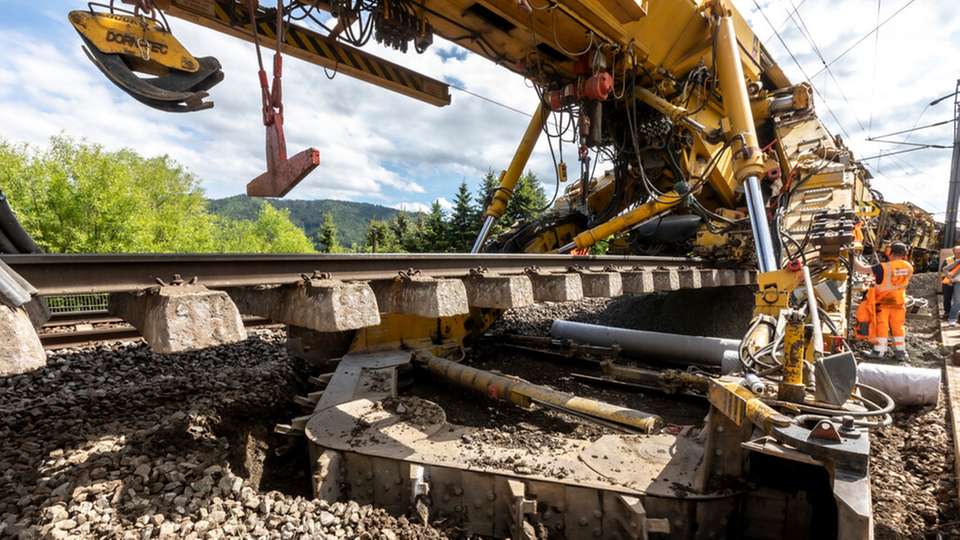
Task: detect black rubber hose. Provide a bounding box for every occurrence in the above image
[0,192,40,253]
[0,227,20,254]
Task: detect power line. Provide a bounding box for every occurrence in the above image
[810,0,917,80]
[867,138,950,148]
[762,0,807,44]
[448,83,533,117]
[860,145,950,161]
[861,161,940,214]
[889,154,920,175]
[783,0,869,133]
[751,0,853,139]
[867,118,954,140]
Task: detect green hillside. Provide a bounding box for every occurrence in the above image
[207,195,407,249]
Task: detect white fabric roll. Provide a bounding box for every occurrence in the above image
[856,363,941,407]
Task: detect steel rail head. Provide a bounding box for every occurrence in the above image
[1,253,725,296]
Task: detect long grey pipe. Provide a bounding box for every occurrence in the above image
[550,320,741,374]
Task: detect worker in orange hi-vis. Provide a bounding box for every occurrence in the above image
[853,242,914,361]
[942,245,960,319]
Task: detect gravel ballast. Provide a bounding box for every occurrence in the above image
[3,277,958,539]
[0,332,447,539]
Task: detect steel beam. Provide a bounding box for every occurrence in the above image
[163,0,450,106]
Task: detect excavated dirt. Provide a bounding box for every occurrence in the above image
[491,286,756,339]
[864,273,960,538]
[477,279,960,539]
[4,278,959,539]
[0,331,449,539]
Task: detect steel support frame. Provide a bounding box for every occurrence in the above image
[161,0,451,106]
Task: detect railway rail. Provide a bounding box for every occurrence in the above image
[0,253,719,295]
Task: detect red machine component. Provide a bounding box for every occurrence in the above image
[245,1,320,198]
[581,72,613,100]
[545,72,614,110]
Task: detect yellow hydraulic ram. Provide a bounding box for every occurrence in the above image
[560,190,686,252]
[415,352,663,433]
[471,102,549,253]
[778,308,807,403]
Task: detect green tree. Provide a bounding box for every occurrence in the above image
[316,212,340,253]
[215,204,315,253]
[0,137,316,254]
[0,136,217,253]
[364,219,403,253]
[403,215,430,253]
[448,181,478,252]
[423,201,448,252]
[506,172,549,226]
[391,212,412,250]
[475,170,549,237]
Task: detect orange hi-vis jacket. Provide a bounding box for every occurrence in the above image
[943,256,959,285]
[874,259,914,306]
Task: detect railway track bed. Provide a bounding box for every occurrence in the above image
[2,291,956,538]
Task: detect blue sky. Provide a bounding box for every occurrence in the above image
[0,0,958,216]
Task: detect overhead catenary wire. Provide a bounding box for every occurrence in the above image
[447,83,533,118]
[751,0,853,140]
[783,0,869,134]
[762,0,807,44]
[867,118,955,140]
[809,0,918,80]
[860,145,950,161]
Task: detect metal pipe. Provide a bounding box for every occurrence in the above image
[561,190,685,252]
[801,265,824,356]
[744,175,778,272]
[472,103,548,253]
[471,216,496,254]
[416,353,663,433]
[550,320,740,374]
[635,87,708,133]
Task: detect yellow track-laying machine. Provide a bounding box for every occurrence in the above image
[67,1,906,538]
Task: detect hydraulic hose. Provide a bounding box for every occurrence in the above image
[0,192,39,253]
[0,227,19,254]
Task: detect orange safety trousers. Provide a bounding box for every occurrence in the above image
[873,303,906,350]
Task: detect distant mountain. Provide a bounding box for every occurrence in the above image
[207,195,407,248]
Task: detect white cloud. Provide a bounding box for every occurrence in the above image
[436,197,454,211]
[391,202,431,213]
[2,1,956,219]
[735,0,960,216]
[0,8,548,207]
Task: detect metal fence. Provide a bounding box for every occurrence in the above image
[43,294,109,314]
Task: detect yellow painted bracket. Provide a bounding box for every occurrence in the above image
[708,378,792,434]
[69,10,199,74]
[754,268,802,318]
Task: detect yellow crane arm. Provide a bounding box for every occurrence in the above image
[157,0,451,106]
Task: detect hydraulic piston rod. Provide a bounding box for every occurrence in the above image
[713,2,778,272]
[471,103,549,253]
[415,352,663,433]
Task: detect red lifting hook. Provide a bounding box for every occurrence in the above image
[245,0,319,198]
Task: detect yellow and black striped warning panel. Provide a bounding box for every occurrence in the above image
[166,0,451,107]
